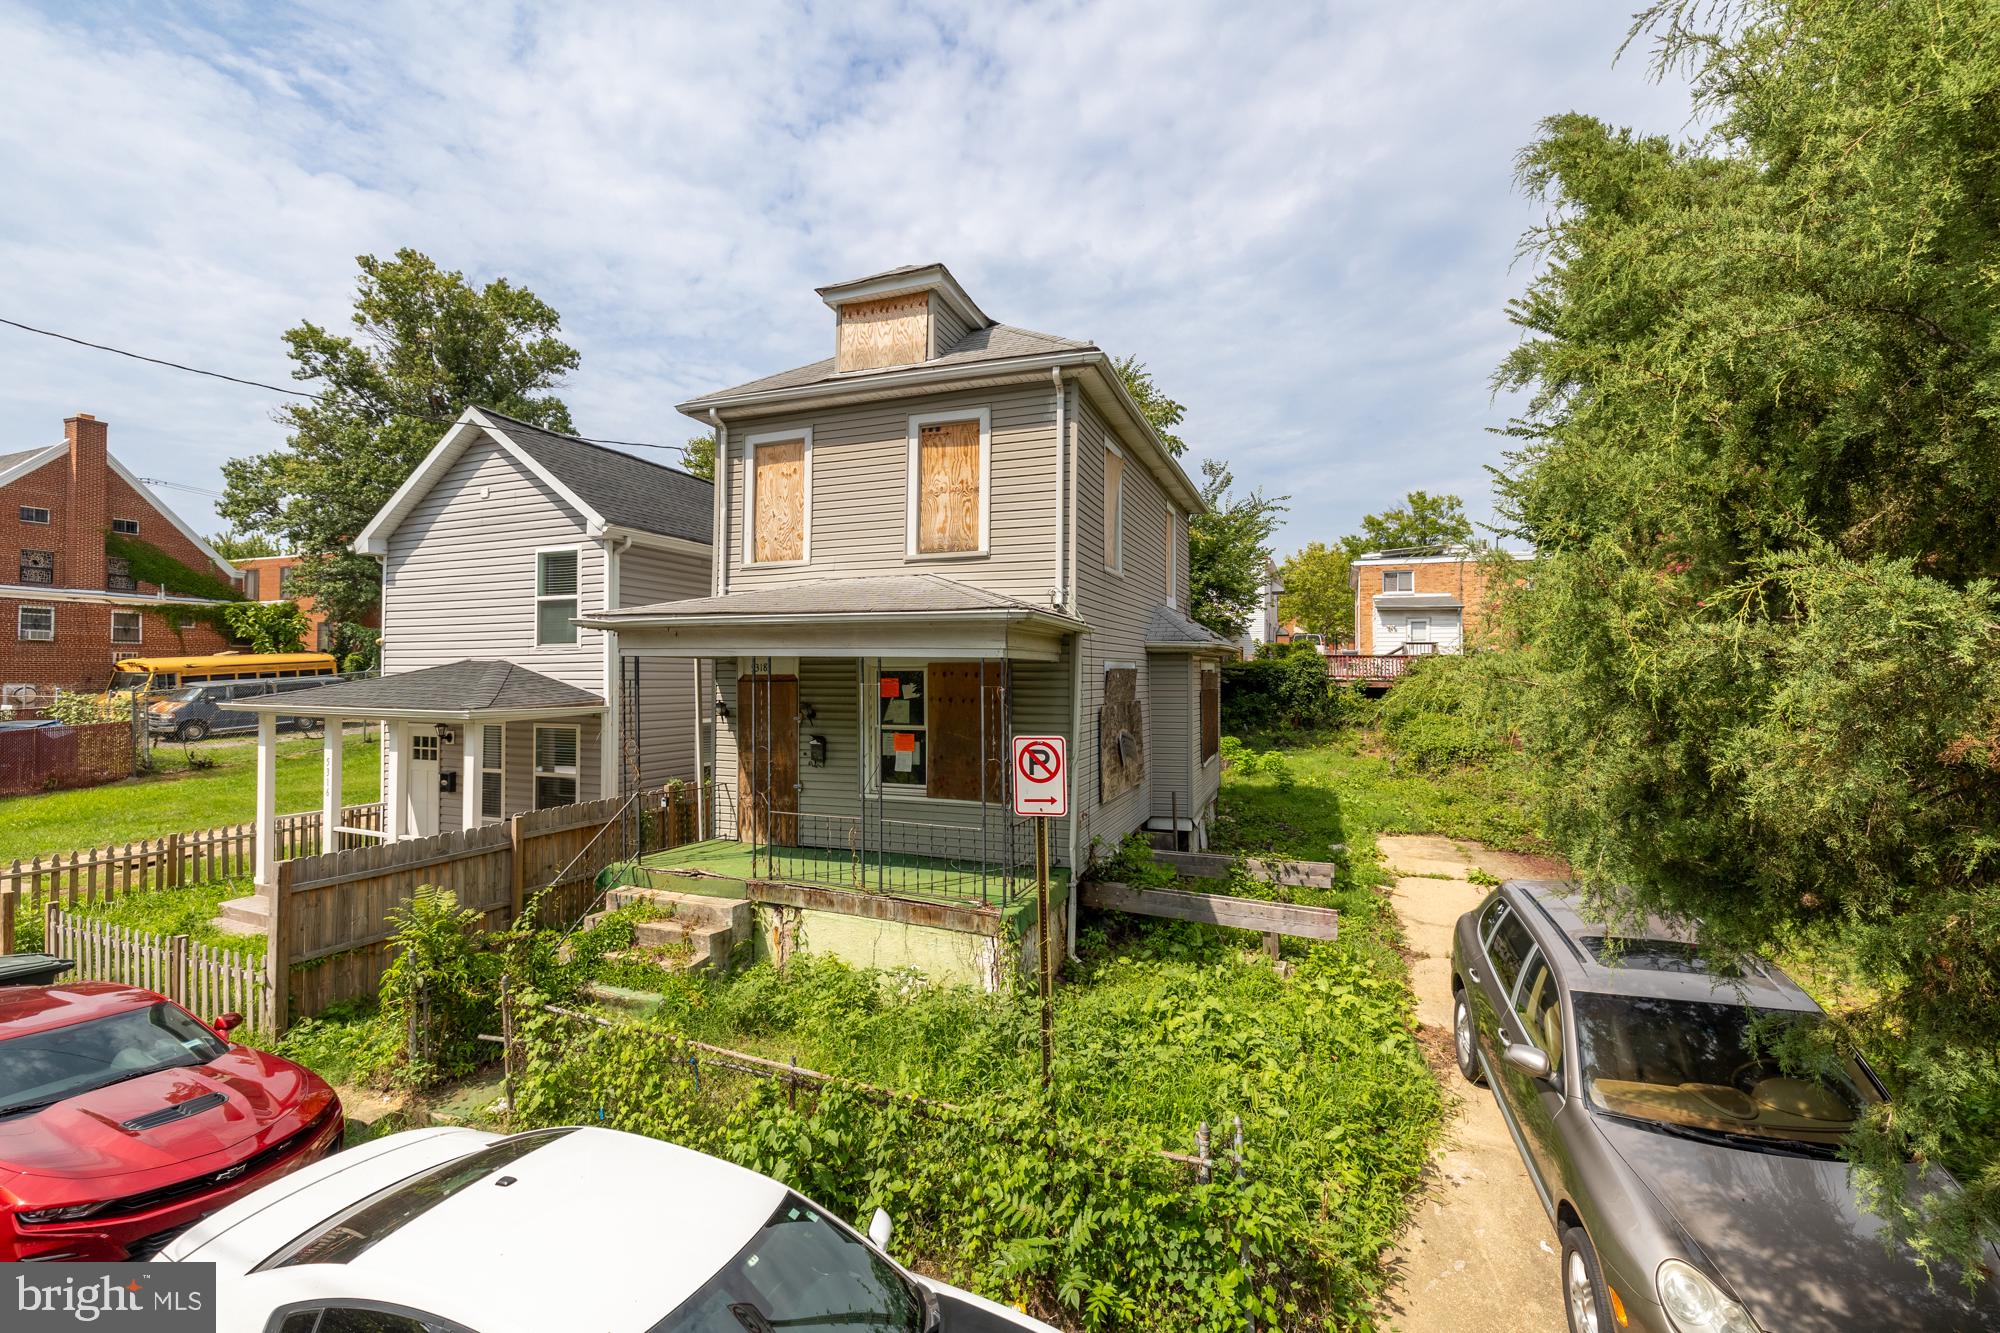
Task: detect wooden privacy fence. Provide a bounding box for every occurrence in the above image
[0,803,387,934]
[271,783,706,1029]
[44,905,271,1034]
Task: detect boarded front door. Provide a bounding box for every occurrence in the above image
[737,675,799,846]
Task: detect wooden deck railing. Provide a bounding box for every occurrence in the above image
[1326,654,1415,684]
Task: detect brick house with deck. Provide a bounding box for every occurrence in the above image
[0,413,240,702]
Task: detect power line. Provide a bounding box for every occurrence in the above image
[140,477,225,498]
[0,315,695,458]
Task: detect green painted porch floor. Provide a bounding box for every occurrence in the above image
[632,838,1067,916]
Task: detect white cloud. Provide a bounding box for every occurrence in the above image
[0,0,1695,551]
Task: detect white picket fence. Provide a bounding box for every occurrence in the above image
[43,905,270,1035]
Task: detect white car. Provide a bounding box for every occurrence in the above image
[161,1124,1055,1332]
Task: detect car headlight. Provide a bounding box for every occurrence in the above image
[19,1202,109,1224]
[1657,1258,1758,1333]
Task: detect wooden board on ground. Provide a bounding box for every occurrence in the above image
[1082,881,1338,949]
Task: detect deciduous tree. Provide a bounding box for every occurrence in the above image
[220,250,578,624]
[1189,459,1286,639]
[1341,490,1472,557]
[1277,541,1353,641]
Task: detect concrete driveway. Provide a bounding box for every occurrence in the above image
[1376,835,1569,1333]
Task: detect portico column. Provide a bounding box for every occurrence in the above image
[254,711,278,891]
[321,717,344,854]
[383,721,408,840]
[463,723,487,831]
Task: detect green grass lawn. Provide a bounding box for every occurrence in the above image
[57,878,263,956]
[0,731,381,860]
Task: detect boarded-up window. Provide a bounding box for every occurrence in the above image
[1200,667,1220,763]
[914,418,981,554]
[836,292,930,372]
[751,437,806,564]
[1099,666,1144,800]
[1103,449,1125,571]
[926,661,1008,801]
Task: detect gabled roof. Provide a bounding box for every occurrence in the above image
[237,660,604,719]
[354,408,713,556]
[586,574,1069,623]
[0,442,238,576]
[1145,603,1234,653]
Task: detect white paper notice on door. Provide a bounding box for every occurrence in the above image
[894,746,915,773]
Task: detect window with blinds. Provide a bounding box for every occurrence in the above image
[536,550,579,646]
[909,415,983,556]
[479,725,505,821]
[748,434,808,564]
[534,724,579,808]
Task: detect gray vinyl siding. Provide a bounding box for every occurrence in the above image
[381,435,606,694]
[617,541,709,788]
[720,383,1063,604]
[1147,652,1192,822]
[1072,397,1179,863]
[425,713,600,828]
[929,294,972,355]
[709,650,1077,866]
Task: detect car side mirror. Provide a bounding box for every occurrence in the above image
[213,1012,243,1037]
[1503,1042,1552,1079]
[868,1208,894,1252]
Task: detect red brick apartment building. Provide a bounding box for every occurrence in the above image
[1349,544,1519,656]
[0,413,240,701]
[231,554,378,652]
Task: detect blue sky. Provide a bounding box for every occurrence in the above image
[0,1,1696,556]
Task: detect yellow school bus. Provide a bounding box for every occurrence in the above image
[108,652,340,698]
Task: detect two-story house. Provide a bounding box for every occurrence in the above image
[586,264,1234,927]
[1349,543,1519,656]
[0,412,242,702]
[234,407,712,899]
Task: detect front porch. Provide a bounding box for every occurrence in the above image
[632,833,1071,912]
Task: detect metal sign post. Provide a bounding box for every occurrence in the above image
[1012,736,1068,1090]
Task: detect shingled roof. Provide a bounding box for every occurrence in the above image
[1145,603,1234,652]
[587,574,1070,623]
[476,409,711,545]
[237,660,603,718]
[679,324,1092,408]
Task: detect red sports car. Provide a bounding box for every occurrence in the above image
[0,982,342,1261]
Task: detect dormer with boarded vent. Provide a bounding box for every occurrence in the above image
[817,263,993,373]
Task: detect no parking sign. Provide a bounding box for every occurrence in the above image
[1012,735,1067,818]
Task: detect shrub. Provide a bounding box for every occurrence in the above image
[1221,647,1371,735]
[44,689,128,726]
[1378,652,1521,773]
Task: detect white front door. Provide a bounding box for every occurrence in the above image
[406,727,441,836]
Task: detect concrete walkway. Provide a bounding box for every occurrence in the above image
[1376,835,1567,1333]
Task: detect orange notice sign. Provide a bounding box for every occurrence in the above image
[893,732,917,753]
[880,677,901,698]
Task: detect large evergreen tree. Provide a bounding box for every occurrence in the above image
[220,250,579,623]
[1498,0,2000,1265]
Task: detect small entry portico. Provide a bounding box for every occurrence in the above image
[236,660,609,900]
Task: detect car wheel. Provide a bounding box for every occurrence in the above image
[176,720,208,743]
[1561,1226,1612,1333]
[1453,989,1485,1086]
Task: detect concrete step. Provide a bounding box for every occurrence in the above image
[213,894,271,936]
[581,886,752,976]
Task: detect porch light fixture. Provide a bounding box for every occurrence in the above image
[714,694,730,721]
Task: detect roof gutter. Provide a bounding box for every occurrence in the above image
[574,607,1088,634]
[237,701,608,721]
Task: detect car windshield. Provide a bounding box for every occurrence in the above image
[651,1194,925,1333]
[169,687,205,702]
[108,670,151,690]
[1572,993,1881,1150]
[0,1003,226,1115]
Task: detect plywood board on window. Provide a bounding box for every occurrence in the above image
[753,439,806,564]
[927,661,1009,801]
[916,419,981,554]
[1099,666,1145,801]
[836,292,930,372]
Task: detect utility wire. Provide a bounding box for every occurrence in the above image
[1,315,695,459]
[140,477,225,498]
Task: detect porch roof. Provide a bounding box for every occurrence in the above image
[236,660,606,720]
[1144,602,1234,654]
[578,575,1084,660]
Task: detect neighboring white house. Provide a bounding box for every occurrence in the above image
[238,407,712,898]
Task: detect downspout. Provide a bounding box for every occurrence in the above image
[600,534,633,796]
[1063,377,1084,958]
[710,410,729,598]
[1050,368,1066,606]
